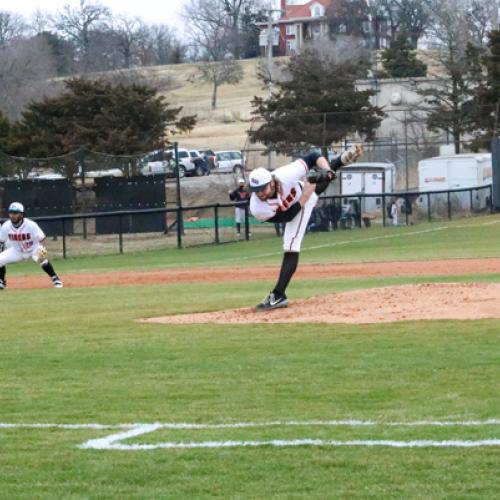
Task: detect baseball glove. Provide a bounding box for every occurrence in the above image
[307,168,336,184]
[35,245,48,263]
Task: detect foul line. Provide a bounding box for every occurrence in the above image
[224,218,500,264]
[3,419,500,431]
[3,420,500,450]
[82,437,500,451]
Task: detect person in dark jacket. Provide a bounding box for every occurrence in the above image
[229,178,250,236]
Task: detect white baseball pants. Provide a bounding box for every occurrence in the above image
[283,192,318,252]
[0,246,41,266]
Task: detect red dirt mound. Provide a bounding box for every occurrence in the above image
[143,283,500,325]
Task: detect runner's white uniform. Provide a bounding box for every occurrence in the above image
[250,159,318,252]
[0,218,46,266]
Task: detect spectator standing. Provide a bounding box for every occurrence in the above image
[391,198,399,226]
[229,178,250,236]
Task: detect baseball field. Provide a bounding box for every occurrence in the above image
[1,214,500,498]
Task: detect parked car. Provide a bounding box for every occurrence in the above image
[167,148,198,177]
[189,150,210,176]
[140,149,185,178]
[214,150,245,174]
[140,150,177,178]
[198,148,216,170]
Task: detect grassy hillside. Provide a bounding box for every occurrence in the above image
[151,59,266,151]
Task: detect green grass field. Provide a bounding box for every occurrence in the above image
[1,215,500,498]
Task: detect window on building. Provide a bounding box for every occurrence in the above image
[312,4,324,17]
[286,40,297,54]
[286,24,296,36]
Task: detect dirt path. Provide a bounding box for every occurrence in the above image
[6,257,500,289]
[143,283,500,325]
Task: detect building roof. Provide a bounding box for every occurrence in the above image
[283,0,331,21]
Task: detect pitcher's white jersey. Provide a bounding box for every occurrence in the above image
[250,158,309,222]
[250,158,317,253]
[0,218,45,254]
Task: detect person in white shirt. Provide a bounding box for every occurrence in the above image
[391,198,399,226]
[0,202,63,289]
[249,145,363,310]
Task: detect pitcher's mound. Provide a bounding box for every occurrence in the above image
[143,282,500,325]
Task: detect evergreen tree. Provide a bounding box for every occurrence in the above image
[381,37,427,78]
[10,78,196,159]
[249,50,383,154]
[469,30,500,148]
[0,110,10,151]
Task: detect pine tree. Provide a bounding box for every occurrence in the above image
[381,38,427,78]
[0,110,10,151]
[469,30,500,148]
[249,50,383,154]
[10,78,196,158]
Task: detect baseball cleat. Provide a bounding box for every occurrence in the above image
[255,292,289,311]
[0,279,6,290]
[52,278,64,288]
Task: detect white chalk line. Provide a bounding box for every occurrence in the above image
[223,218,500,264]
[77,419,500,450]
[3,419,500,430]
[83,437,500,451]
[3,420,500,450]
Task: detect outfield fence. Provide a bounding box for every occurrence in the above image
[0,184,492,259]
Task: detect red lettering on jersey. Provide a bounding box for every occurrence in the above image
[281,187,297,210]
[9,233,31,242]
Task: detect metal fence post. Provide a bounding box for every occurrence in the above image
[470,188,474,214]
[447,191,452,220]
[357,195,362,227]
[118,215,123,254]
[214,205,220,244]
[244,203,250,241]
[382,195,386,227]
[427,193,431,222]
[62,218,67,259]
[490,185,494,214]
[176,208,183,249]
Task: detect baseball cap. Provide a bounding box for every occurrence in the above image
[238,178,245,184]
[8,202,25,213]
[248,168,272,192]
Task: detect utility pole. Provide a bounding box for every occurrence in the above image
[264,7,282,170]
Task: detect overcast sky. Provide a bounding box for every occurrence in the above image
[1,0,187,26]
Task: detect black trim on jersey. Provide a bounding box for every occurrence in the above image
[267,202,302,223]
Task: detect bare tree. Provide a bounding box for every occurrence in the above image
[417,0,481,152]
[183,0,264,60]
[183,0,233,60]
[0,11,27,46]
[369,0,432,48]
[194,58,244,108]
[53,0,110,71]
[0,37,59,120]
[112,15,145,68]
[30,9,51,35]
[465,0,500,45]
[394,0,432,47]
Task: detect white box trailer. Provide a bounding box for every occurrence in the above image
[340,162,396,213]
[418,153,492,191]
[417,153,492,211]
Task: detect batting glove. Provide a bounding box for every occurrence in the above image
[340,144,363,165]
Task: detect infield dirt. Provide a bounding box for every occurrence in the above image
[143,282,500,325]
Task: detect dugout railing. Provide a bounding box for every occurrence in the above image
[0,185,493,259]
